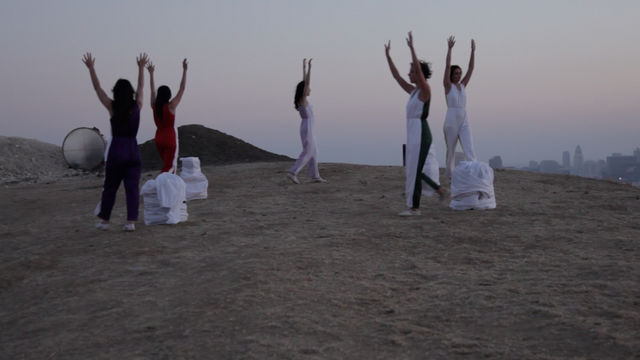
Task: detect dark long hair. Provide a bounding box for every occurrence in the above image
[154,85,172,122]
[294,81,305,109]
[419,61,432,79]
[112,79,135,123]
[450,65,461,82]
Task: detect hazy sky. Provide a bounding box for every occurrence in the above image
[1,0,638,166]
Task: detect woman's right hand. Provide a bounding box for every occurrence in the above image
[82,53,95,69]
[136,53,149,68]
[384,40,391,56]
[146,62,155,74]
[448,36,456,49]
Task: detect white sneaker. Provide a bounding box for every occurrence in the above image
[287,173,300,184]
[123,223,135,232]
[311,177,328,183]
[95,222,110,230]
[398,209,421,217]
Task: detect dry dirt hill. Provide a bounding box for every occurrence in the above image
[1,126,292,183]
[139,124,292,171]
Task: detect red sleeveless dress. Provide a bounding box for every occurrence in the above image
[153,103,178,173]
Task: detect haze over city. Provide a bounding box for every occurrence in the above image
[1,1,638,167]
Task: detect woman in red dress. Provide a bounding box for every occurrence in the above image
[147,59,188,173]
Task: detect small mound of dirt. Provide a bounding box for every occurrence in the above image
[0,136,87,184]
[139,124,292,171]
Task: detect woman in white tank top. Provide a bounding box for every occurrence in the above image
[385,32,447,216]
[287,58,327,184]
[443,36,477,178]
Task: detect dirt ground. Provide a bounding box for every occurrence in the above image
[1,162,639,359]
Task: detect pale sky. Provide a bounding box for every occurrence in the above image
[1,0,638,166]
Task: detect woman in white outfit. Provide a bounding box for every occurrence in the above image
[385,32,447,216]
[443,36,477,178]
[287,58,327,184]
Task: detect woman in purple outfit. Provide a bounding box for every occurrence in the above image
[82,52,149,232]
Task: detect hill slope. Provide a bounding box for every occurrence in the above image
[139,124,291,171]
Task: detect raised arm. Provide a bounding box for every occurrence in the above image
[385,41,414,94]
[302,58,306,81]
[461,39,475,87]
[147,62,156,108]
[406,31,430,102]
[82,53,113,114]
[304,58,311,92]
[135,53,149,108]
[298,58,311,108]
[443,36,455,93]
[169,58,188,112]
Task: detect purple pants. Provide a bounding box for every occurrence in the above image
[98,137,142,221]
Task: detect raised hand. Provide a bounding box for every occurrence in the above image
[146,62,155,74]
[471,39,476,52]
[182,58,188,70]
[82,52,95,69]
[136,53,149,68]
[308,58,312,68]
[384,40,391,55]
[448,35,456,49]
[406,31,414,49]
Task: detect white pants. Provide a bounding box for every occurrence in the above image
[289,118,320,178]
[444,107,476,177]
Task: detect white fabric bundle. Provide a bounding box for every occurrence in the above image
[141,173,188,225]
[450,161,496,210]
[421,147,440,197]
[179,157,208,201]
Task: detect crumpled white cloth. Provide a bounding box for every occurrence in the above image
[450,161,496,210]
[141,173,188,225]
[179,157,208,201]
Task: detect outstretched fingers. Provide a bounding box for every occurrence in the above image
[136,53,149,67]
[406,31,414,48]
[182,58,188,70]
[82,52,95,68]
[448,35,456,48]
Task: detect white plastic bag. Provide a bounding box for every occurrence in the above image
[450,161,496,210]
[179,157,208,201]
[141,173,188,225]
[156,172,187,208]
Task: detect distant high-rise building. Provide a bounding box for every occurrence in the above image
[539,160,562,174]
[573,145,584,175]
[607,153,640,182]
[562,151,571,168]
[634,147,640,161]
[489,156,503,169]
[583,160,604,178]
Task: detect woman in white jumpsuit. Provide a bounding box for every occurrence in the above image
[287,58,327,184]
[443,36,477,178]
[385,32,447,216]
